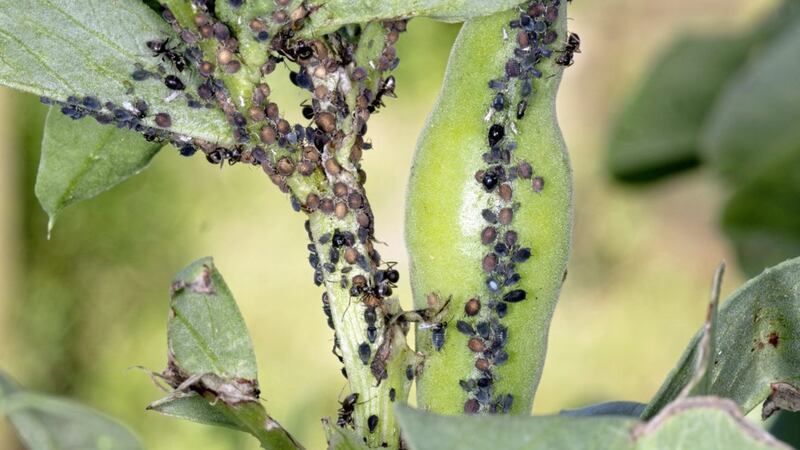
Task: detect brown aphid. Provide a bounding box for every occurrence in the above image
[335,202,348,219]
[481,227,497,245]
[532,176,545,193]
[347,192,364,209]
[194,14,210,27]
[248,106,266,121]
[517,30,530,48]
[314,85,329,99]
[249,19,265,32]
[468,338,485,353]
[325,158,342,175]
[276,119,291,134]
[154,112,172,128]
[387,30,400,43]
[290,6,306,21]
[465,298,481,316]
[319,198,335,214]
[198,61,214,77]
[259,126,276,144]
[475,358,491,372]
[352,274,367,288]
[464,399,479,414]
[316,112,336,133]
[305,193,320,211]
[266,102,280,120]
[273,10,288,23]
[217,49,234,65]
[350,145,362,163]
[356,212,371,228]
[224,60,241,74]
[344,247,359,264]
[499,184,513,202]
[297,160,316,176]
[314,65,327,79]
[258,83,271,99]
[498,208,514,225]
[482,253,498,273]
[199,24,213,39]
[474,170,485,184]
[518,162,533,179]
[333,182,349,198]
[276,157,294,176]
[303,146,321,162]
[505,230,518,247]
[426,292,440,309]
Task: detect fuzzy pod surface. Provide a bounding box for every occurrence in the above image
[405,1,572,415]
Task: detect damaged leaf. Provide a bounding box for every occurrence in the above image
[148,258,303,450]
[643,257,800,419]
[762,383,800,420]
[0,371,143,450]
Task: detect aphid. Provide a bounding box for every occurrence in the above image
[516,100,528,120]
[492,93,505,111]
[488,124,505,147]
[147,38,186,72]
[465,298,481,316]
[366,325,378,343]
[464,399,480,414]
[455,320,475,336]
[502,289,527,303]
[81,96,101,110]
[476,321,491,340]
[179,145,196,157]
[512,248,532,263]
[405,364,414,380]
[164,75,185,90]
[430,322,447,351]
[367,415,379,433]
[389,388,396,402]
[481,209,498,224]
[131,69,151,81]
[532,176,545,192]
[337,393,358,427]
[358,342,371,364]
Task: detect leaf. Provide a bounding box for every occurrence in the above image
[166,256,258,382]
[322,419,370,450]
[395,398,790,450]
[721,149,800,277]
[148,258,303,450]
[560,401,647,418]
[701,14,800,184]
[606,33,752,182]
[642,257,800,419]
[145,393,244,431]
[0,372,143,450]
[301,0,528,37]
[0,0,233,144]
[35,107,162,231]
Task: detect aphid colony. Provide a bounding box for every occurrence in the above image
[435,0,571,415]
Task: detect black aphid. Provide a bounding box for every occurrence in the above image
[164,75,185,90]
[358,342,371,364]
[488,124,505,147]
[367,415,379,433]
[502,289,527,303]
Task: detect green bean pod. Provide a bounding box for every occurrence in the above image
[405,1,572,415]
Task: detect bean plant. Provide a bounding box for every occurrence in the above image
[1,1,800,449]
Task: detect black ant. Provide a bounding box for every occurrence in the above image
[147,38,186,72]
[375,261,399,297]
[367,76,396,113]
[555,32,580,67]
[337,393,359,427]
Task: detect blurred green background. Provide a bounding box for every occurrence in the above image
[0,0,785,448]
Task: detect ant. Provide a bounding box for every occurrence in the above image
[367,75,396,113]
[555,32,580,67]
[337,393,359,427]
[147,38,186,72]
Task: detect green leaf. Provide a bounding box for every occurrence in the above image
[145,393,244,431]
[167,256,258,381]
[701,15,800,184]
[148,258,303,450]
[0,0,233,144]
[35,107,162,231]
[322,419,370,450]
[721,149,800,277]
[606,33,752,182]
[0,372,143,450]
[643,257,800,419]
[396,398,790,450]
[301,0,528,37]
[560,401,647,418]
